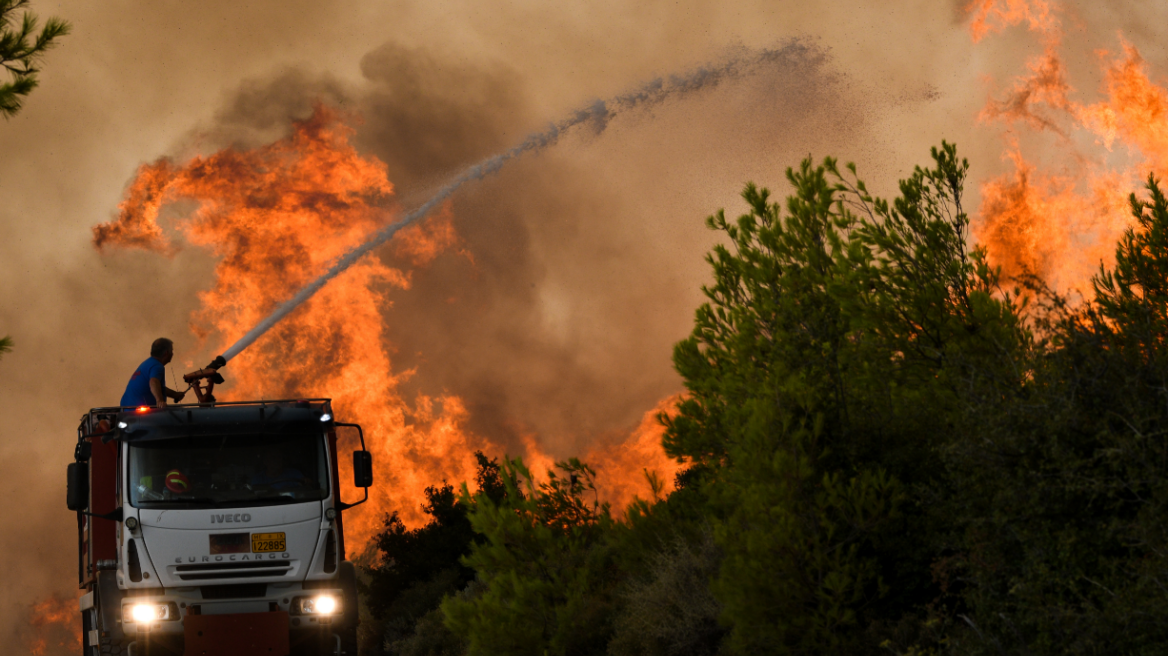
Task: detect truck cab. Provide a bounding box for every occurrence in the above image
[67,399,372,656]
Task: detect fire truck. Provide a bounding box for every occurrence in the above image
[67,388,373,656]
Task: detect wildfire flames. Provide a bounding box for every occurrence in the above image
[91,105,678,551]
[969,0,1168,294]
[19,595,80,655]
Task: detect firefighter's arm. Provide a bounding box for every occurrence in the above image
[150,377,167,407]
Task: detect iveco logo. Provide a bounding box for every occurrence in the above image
[211,513,252,524]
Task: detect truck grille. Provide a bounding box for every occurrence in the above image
[172,560,293,581]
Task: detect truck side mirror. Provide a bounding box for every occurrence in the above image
[67,462,89,511]
[353,451,373,488]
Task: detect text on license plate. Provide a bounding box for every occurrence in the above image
[251,532,287,553]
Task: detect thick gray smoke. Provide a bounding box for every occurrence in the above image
[221,41,822,362]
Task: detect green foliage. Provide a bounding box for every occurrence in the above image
[390,605,468,656]
[662,142,1027,654]
[0,0,70,118]
[607,526,724,656]
[442,457,615,656]
[922,176,1168,655]
[1093,174,1168,362]
[366,452,505,654]
[0,335,10,361]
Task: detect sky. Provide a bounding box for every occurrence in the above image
[3,0,1166,651]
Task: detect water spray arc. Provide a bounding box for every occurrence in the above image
[216,41,819,364]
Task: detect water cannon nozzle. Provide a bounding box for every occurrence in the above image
[184,355,228,404]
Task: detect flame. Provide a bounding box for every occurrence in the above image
[969,1,1168,296]
[976,147,1128,293]
[93,159,179,253]
[964,0,1058,43]
[584,395,683,508]
[1078,41,1168,170]
[21,594,80,656]
[95,104,679,549]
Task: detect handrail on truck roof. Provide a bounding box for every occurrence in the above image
[78,399,335,442]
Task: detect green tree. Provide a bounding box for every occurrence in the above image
[443,457,615,656]
[0,336,10,361]
[367,452,506,655]
[927,176,1168,655]
[664,144,1027,654]
[1,0,70,118]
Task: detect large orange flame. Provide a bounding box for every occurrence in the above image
[969,1,1168,295]
[94,105,678,550]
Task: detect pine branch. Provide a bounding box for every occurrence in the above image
[0,0,69,119]
[0,74,34,115]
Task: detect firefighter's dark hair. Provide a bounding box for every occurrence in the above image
[150,338,174,358]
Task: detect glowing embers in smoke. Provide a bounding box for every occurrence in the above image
[21,594,81,656]
[969,1,1168,294]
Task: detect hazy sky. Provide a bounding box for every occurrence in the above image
[2,0,1164,651]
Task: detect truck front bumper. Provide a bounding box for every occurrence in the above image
[121,586,350,652]
[184,611,290,656]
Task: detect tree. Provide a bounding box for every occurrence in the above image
[442,457,616,656]
[0,336,10,361]
[1,0,70,119]
[663,144,1027,654]
[366,452,507,655]
[924,176,1168,655]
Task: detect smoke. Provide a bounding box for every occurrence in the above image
[215,40,827,363]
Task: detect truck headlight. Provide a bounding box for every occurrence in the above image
[294,595,340,615]
[125,602,175,623]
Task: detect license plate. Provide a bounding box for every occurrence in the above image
[209,532,250,554]
[251,532,287,553]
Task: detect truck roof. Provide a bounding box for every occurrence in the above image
[81,399,334,443]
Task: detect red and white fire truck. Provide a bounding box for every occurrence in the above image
[67,395,373,656]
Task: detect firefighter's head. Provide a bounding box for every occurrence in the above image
[151,337,174,365]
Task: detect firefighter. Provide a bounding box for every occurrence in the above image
[120,337,187,408]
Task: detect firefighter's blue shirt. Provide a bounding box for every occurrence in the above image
[121,357,165,407]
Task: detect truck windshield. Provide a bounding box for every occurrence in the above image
[128,432,330,509]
